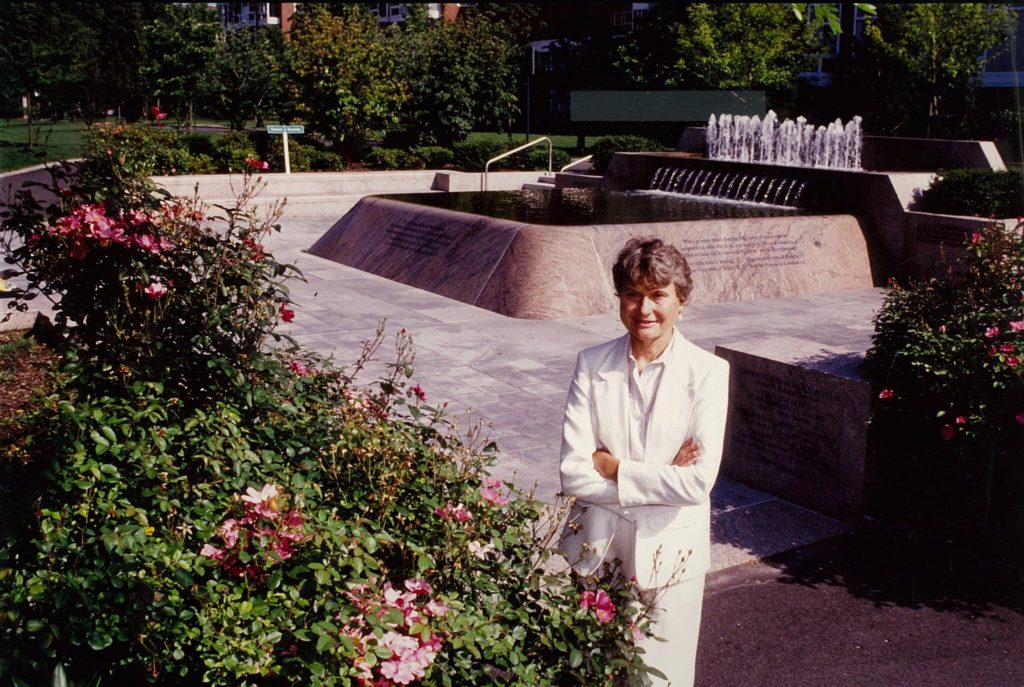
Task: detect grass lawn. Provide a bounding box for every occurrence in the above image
[0,119,87,172]
[0,118,238,174]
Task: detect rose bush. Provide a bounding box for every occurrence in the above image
[0,145,663,684]
[867,221,1024,541]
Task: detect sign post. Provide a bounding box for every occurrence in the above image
[266,125,306,174]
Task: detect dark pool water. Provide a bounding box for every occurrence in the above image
[377,188,804,226]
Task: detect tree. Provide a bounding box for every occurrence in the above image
[615,3,818,93]
[850,4,1015,137]
[210,26,289,130]
[394,13,520,147]
[0,2,93,143]
[0,3,156,129]
[287,5,406,160]
[142,3,222,129]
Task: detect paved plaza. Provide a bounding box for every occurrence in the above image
[265,209,884,573]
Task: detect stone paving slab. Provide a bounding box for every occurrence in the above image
[263,213,878,571]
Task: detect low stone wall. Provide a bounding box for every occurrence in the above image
[309,195,874,319]
[904,211,1019,280]
[717,337,873,524]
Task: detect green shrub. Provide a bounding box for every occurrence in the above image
[410,145,454,169]
[915,168,1024,218]
[268,136,314,173]
[866,222,1024,541]
[367,147,410,170]
[0,128,663,685]
[589,135,666,174]
[79,123,186,200]
[180,132,217,159]
[452,138,507,170]
[212,130,259,174]
[505,146,571,172]
[308,148,345,171]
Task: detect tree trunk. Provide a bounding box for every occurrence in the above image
[25,92,33,149]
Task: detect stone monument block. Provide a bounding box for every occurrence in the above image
[716,337,872,523]
[310,194,873,319]
[308,196,522,307]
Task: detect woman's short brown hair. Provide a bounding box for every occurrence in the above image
[612,237,693,304]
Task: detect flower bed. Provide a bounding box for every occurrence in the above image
[0,148,663,684]
[867,222,1024,544]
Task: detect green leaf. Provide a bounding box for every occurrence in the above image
[88,630,113,650]
[51,664,68,687]
[569,648,582,669]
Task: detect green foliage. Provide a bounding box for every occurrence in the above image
[211,131,259,174]
[615,4,818,92]
[0,113,659,685]
[79,123,196,200]
[0,3,156,126]
[209,25,291,131]
[852,4,1015,137]
[410,146,454,169]
[288,5,406,162]
[866,223,1024,537]
[790,3,877,35]
[590,136,667,174]
[395,14,520,147]
[367,147,411,170]
[452,138,508,170]
[916,169,1024,218]
[142,4,222,129]
[307,148,345,172]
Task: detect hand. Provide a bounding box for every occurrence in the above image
[672,437,701,467]
[592,448,619,482]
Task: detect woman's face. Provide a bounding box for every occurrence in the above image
[618,280,682,349]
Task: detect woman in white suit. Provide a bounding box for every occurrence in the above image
[560,237,730,687]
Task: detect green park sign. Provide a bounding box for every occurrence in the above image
[266,124,305,134]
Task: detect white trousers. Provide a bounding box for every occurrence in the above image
[606,517,706,687]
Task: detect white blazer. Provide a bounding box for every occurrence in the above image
[559,330,730,588]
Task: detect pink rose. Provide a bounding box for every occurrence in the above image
[424,599,448,617]
[878,389,894,400]
[941,424,955,441]
[1016,412,1024,426]
[1010,321,1024,332]
[630,621,645,643]
[480,479,509,506]
[200,543,223,559]
[580,589,615,623]
[410,383,426,401]
[287,360,310,376]
[279,303,295,322]
[143,281,167,299]
[245,157,269,171]
[955,415,968,425]
[985,326,1000,338]
[435,502,471,523]
[404,579,432,596]
[1008,356,1020,367]
[970,232,983,245]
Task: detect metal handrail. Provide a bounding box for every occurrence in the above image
[560,154,593,173]
[482,137,551,191]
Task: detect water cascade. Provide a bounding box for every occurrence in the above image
[647,167,808,208]
[707,110,862,170]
